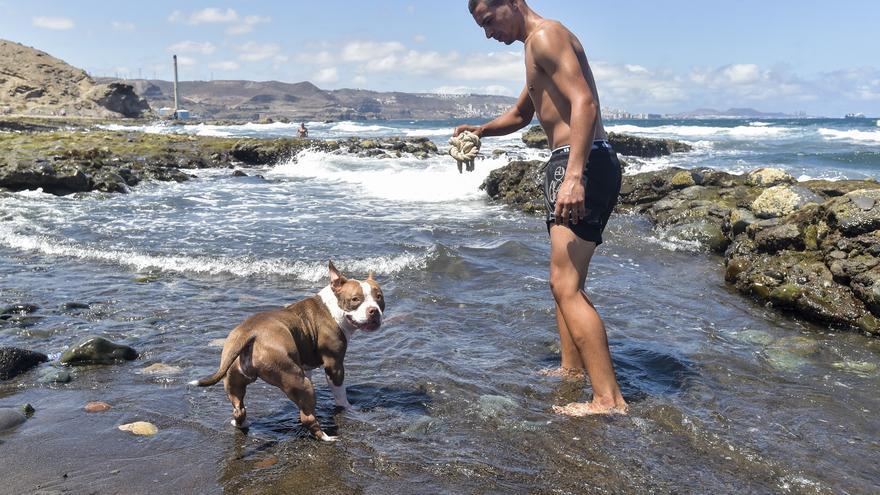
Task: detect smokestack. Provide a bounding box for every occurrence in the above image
[172,55,180,117]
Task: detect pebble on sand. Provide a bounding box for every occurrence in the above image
[118,421,158,436]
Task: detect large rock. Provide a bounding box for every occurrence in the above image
[60,336,138,365]
[0,347,48,380]
[750,185,824,219]
[475,159,880,336]
[825,189,880,236]
[519,125,692,157]
[0,405,34,432]
[480,160,544,214]
[0,160,92,195]
[746,167,796,187]
[86,82,151,118]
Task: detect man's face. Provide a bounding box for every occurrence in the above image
[472,1,520,45]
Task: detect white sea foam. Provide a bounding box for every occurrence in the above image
[0,229,432,281]
[404,128,453,137]
[270,149,510,203]
[818,127,880,144]
[329,122,395,134]
[607,124,791,140]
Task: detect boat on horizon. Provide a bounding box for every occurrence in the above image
[844,112,867,119]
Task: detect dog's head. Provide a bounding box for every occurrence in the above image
[327,261,384,332]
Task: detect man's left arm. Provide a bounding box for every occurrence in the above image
[532,28,598,224]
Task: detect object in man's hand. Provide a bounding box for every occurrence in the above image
[448,131,481,173]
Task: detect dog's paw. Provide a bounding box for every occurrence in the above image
[231,419,250,429]
[317,433,338,442]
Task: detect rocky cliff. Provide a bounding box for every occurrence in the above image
[0,39,149,118]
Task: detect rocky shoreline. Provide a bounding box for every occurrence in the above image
[483,129,880,336]
[0,119,439,195]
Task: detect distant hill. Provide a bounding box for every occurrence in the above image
[96,77,518,121]
[673,107,796,119]
[0,39,149,118]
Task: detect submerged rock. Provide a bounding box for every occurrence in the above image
[476,394,518,420]
[38,367,71,384]
[60,336,138,365]
[0,347,49,380]
[0,404,34,432]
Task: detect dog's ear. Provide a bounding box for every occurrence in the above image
[329,261,346,293]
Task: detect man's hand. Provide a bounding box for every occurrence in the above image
[554,176,586,225]
[453,124,483,138]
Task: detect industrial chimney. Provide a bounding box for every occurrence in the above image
[172,54,180,119]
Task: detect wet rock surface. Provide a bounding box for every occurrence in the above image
[0,124,440,196]
[60,336,138,365]
[0,347,49,380]
[520,125,692,157]
[483,160,880,335]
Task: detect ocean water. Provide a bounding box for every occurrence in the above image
[1,118,879,494]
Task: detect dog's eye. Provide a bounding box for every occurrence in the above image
[351,296,362,304]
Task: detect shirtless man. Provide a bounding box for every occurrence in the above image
[298,122,309,138]
[455,0,627,415]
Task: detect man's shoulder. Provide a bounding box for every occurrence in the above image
[529,20,571,47]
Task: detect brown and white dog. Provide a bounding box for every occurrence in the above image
[190,261,384,441]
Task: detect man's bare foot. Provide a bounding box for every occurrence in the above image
[552,401,628,416]
[539,367,586,380]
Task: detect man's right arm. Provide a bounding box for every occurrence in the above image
[454,85,535,137]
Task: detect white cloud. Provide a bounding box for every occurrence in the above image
[314,67,339,84]
[175,56,197,67]
[226,14,271,35]
[208,61,240,71]
[169,8,239,25]
[295,51,335,66]
[237,42,282,61]
[191,8,238,24]
[111,21,135,32]
[32,16,74,30]
[167,41,216,55]
[444,51,523,80]
[352,75,368,86]
[341,41,405,62]
[413,34,426,43]
[722,64,762,85]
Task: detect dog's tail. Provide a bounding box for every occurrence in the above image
[189,331,256,387]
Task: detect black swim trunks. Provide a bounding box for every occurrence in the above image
[542,140,622,245]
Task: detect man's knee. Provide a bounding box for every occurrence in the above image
[549,269,578,302]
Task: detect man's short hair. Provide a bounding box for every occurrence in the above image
[468,0,509,14]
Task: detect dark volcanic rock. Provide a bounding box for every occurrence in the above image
[0,347,48,380]
[480,160,544,214]
[60,336,138,365]
[482,157,880,335]
[87,83,151,118]
[519,125,692,157]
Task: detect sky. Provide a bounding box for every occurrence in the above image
[1,0,879,117]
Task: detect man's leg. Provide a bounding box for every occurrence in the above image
[557,303,586,370]
[548,224,627,415]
